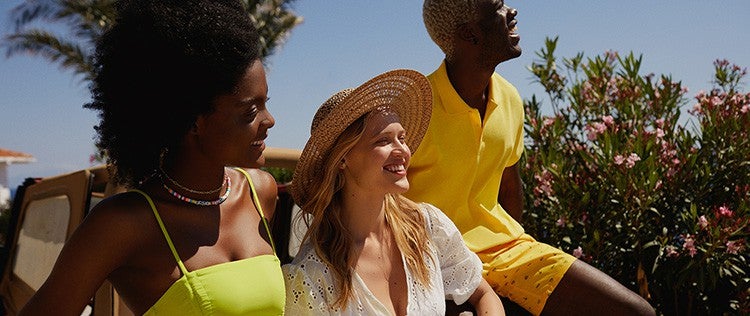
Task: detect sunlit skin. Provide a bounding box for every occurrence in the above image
[476,0,521,67]
[191,59,275,171]
[18,59,280,316]
[342,109,411,199]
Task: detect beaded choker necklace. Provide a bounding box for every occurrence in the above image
[160,166,227,194]
[162,176,232,206]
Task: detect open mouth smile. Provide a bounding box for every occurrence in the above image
[508,19,518,36]
[384,163,406,175]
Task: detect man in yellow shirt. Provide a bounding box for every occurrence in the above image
[405,0,655,315]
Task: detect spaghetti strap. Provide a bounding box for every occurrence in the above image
[233,167,277,254]
[131,189,189,276]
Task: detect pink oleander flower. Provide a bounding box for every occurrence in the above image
[543,117,555,127]
[556,217,567,227]
[683,235,697,257]
[602,115,614,125]
[655,128,665,139]
[655,118,665,128]
[692,103,703,114]
[625,153,641,169]
[586,131,597,141]
[661,141,670,150]
[736,184,750,195]
[718,205,734,218]
[741,104,749,114]
[730,93,745,105]
[726,240,742,255]
[698,215,708,229]
[665,245,679,258]
[572,246,584,258]
[710,96,723,107]
[614,155,625,165]
[593,122,606,133]
[695,90,706,99]
[585,122,607,141]
[533,170,554,197]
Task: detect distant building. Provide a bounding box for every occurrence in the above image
[0,148,36,208]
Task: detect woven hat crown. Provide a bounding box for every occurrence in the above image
[311,88,355,134]
[290,69,432,208]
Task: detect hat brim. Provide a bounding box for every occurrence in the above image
[291,69,432,207]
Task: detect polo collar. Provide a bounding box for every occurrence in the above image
[432,60,499,114]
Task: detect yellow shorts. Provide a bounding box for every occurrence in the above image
[478,233,576,316]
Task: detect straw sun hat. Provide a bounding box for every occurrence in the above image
[290,69,432,208]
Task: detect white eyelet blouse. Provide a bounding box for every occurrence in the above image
[282,203,483,315]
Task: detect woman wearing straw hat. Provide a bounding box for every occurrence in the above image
[284,69,504,315]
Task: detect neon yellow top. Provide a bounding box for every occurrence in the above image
[405,61,526,252]
[133,168,284,315]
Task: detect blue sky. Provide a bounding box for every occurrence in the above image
[1,0,749,191]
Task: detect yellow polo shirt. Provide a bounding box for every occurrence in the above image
[405,61,526,252]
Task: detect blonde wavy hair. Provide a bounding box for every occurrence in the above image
[423,0,479,60]
[299,112,434,309]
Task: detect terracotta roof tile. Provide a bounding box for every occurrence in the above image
[0,148,36,163]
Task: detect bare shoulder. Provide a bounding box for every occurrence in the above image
[88,191,155,225]
[234,167,278,218]
[19,191,158,314]
[78,191,157,252]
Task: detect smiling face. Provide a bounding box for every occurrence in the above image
[194,59,275,168]
[476,0,521,65]
[342,108,411,196]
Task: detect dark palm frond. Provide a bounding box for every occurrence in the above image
[9,0,59,31]
[5,0,114,82]
[57,0,116,39]
[259,13,302,58]
[4,30,94,81]
[3,0,301,82]
[11,0,115,41]
[243,0,303,59]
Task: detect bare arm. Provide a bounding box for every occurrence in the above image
[498,163,524,223]
[468,279,505,315]
[19,196,141,316]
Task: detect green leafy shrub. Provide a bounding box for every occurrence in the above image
[262,166,294,184]
[521,37,749,315]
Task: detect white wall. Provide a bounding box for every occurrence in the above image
[0,163,9,208]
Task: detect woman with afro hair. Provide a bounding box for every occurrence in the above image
[20,0,284,315]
